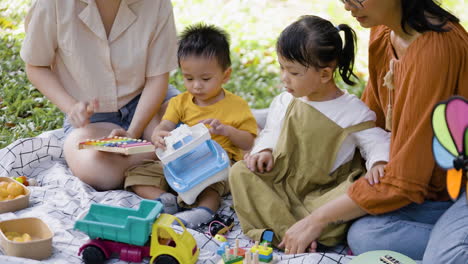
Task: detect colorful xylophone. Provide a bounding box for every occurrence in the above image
[78,137,155,155]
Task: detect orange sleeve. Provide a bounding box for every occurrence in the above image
[349,23,468,214]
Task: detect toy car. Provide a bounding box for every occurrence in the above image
[74,200,199,264]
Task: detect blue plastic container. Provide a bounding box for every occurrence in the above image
[163,139,229,193]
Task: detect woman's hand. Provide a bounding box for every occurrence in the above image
[244,150,274,173]
[67,99,98,128]
[278,214,326,255]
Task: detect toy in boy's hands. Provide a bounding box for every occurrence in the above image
[155,124,230,204]
[431,96,468,200]
[364,161,386,185]
[244,150,274,173]
[200,119,230,136]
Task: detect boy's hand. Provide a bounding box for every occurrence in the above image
[200,119,231,136]
[365,161,387,185]
[244,149,274,173]
[151,130,171,150]
[67,99,99,128]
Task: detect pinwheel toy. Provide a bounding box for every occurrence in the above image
[431,96,468,200]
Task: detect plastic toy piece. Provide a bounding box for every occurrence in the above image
[156,124,230,204]
[75,200,199,264]
[79,137,155,155]
[217,239,275,264]
[431,96,468,200]
[349,250,416,264]
[250,241,273,263]
[209,214,235,236]
[260,230,274,244]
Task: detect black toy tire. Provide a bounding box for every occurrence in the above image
[151,254,179,264]
[82,246,106,264]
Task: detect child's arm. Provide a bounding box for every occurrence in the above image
[151,120,177,150]
[200,119,255,150]
[354,126,390,174]
[364,161,387,185]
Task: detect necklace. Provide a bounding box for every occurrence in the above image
[383,59,396,131]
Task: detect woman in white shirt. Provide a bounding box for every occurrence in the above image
[21,0,178,190]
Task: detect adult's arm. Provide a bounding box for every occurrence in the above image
[126,73,169,139]
[25,65,77,114]
[279,194,366,254]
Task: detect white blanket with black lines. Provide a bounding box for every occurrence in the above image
[0,129,353,264]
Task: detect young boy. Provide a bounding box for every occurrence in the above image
[124,23,258,228]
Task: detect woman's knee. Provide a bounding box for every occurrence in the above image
[347,215,396,255]
[423,194,468,264]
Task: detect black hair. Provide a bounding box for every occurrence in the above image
[401,0,459,34]
[177,23,231,71]
[277,15,358,85]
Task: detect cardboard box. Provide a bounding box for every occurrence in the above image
[0,177,30,213]
[0,217,53,260]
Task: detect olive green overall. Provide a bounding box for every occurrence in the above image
[229,99,375,246]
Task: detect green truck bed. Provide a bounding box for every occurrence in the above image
[74,199,163,246]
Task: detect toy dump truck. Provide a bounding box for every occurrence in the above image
[74,199,199,264]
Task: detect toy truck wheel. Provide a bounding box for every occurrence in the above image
[82,245,106,264]
[151,254,179,264]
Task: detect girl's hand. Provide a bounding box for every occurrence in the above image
[244,150,274,173]
[200,119,231,136]
[67,99,98,128]
[151,130,171,150]
[278,215,326,255]
[365,161,386,185]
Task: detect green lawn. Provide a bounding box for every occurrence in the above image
[1,0,466,148]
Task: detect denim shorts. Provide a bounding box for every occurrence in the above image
[63,85,180,135]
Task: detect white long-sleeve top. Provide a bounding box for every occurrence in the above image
[251,91,391,172]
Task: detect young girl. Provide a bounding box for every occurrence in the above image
[229,15,390,252]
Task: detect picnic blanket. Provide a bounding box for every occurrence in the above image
[0,129,352,264]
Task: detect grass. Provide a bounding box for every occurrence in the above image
[1,0,466,148]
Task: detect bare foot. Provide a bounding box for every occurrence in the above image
[308,241,318,253]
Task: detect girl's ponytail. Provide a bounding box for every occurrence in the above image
[336,24,358,85]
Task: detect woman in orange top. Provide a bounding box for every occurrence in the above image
[278,0,467,262]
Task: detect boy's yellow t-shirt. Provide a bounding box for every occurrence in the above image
[163,89,258,161]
